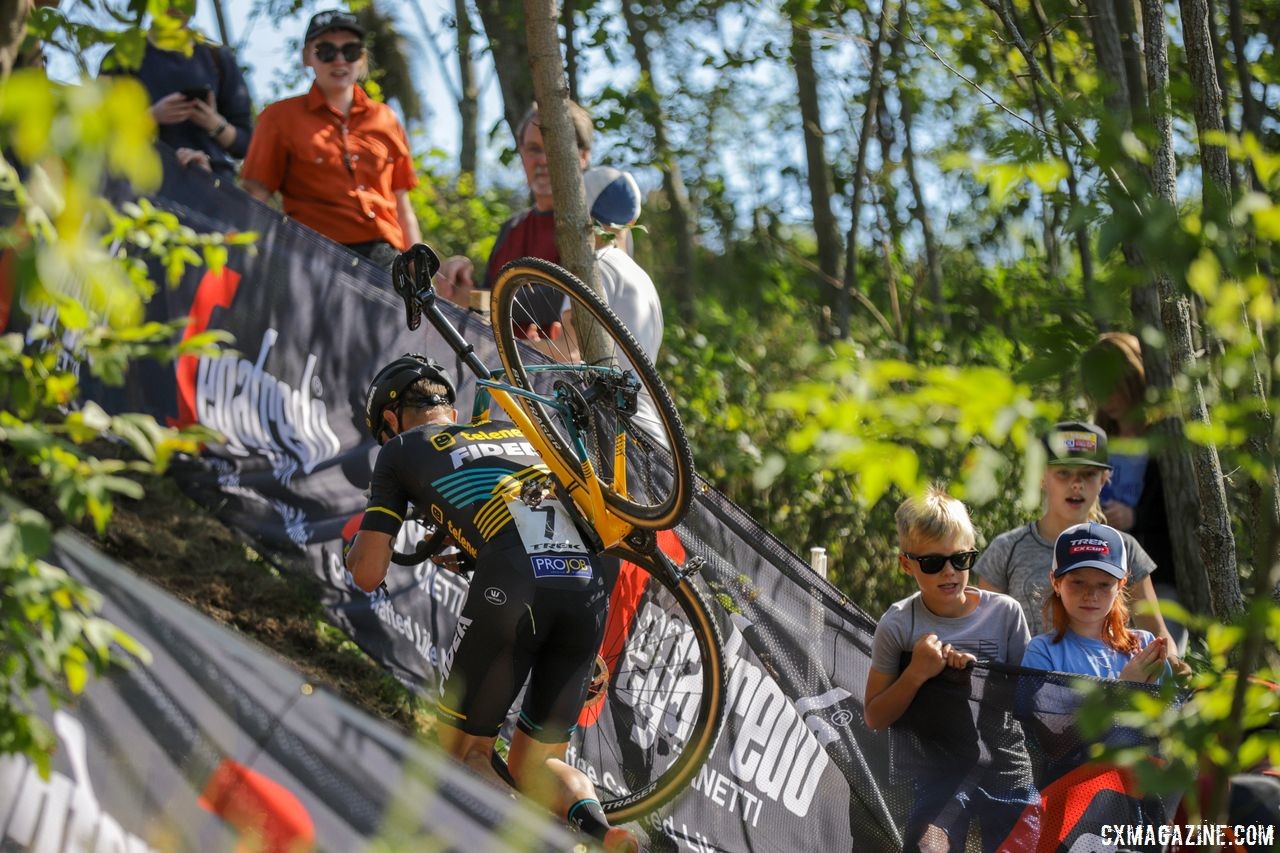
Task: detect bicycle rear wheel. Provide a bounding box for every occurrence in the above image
[490,258,695,531]
[572,560,727,823]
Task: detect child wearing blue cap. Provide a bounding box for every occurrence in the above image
[1022,522,1172,682]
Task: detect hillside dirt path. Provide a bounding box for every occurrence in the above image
[4,446,435,737]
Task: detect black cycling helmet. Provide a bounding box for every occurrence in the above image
[364,354,456,444]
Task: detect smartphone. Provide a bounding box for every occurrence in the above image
[179,86,211,101]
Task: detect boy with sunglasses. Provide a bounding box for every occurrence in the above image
[865,484,1035,851]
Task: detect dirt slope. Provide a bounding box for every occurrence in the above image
[5,446,433,736]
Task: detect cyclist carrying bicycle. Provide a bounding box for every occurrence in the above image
[345,353,639,852]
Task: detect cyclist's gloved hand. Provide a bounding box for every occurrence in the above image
[433,534,474,575]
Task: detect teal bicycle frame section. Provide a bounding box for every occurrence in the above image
[470,365,626,472]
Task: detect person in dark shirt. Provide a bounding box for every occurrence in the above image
[345,354,637,853]
[100,1,253,179]
[434,100,594,317]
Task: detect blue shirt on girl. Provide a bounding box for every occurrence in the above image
[1023,628,1171,682]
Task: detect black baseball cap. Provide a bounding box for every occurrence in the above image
[305,10,365,43]
[1053,522,1127,580]
[1043,421,1111,469]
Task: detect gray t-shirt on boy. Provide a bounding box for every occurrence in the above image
[871,588,1031,674]
[973,522,1156,635]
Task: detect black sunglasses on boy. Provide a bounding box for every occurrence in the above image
[314,42,364,63]
[901,549,979,574]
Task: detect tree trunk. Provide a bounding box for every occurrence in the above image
[838,0,892,340]
[1226,0,1262,141]
[522,0,592,279]
[474,0,534,145]
[1114,0,1149,123]
[209,0,233,46]
[563,0,579,104]
[621,1,697,317]
[790,18,842,301]
[1181,0,1280,569]
[988,0,1239,618]
[1204,0,1234,138]
[1082,0,1133,120]
[1179,0,1233,202]
[0,0,31,79]
[1029,0,1094,305]
[455,0,479,176]
[1139,0,1242,618]
[899,87,944,328]
[896,0,943,327]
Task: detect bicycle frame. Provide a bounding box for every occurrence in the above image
[402,269,640,558]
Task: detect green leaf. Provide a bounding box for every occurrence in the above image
[63,647,88,695]
[1025,159,1068,191]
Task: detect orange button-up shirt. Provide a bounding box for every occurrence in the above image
[241,84,418,249]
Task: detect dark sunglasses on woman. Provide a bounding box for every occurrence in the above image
[901,549,980,574]
[314,42,364,63]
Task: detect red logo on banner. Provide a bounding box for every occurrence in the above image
[578,529,687,729]
[171,268,242,427]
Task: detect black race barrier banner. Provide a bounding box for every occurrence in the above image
[0,513,578,852]
[14,149,1194,850]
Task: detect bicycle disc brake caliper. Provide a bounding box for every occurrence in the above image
[610,371,640,416]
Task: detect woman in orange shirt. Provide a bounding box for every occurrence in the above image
[240,10,421,267]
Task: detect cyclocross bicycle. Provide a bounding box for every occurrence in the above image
[389,244,727,822]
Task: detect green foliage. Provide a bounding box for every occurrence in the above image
[1074,600,1280,822]
[408,152,520,276]
[0,61,230,773]
[0,503,152,777]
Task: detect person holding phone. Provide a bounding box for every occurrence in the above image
[100,1,253,179]
[240,9,421,267]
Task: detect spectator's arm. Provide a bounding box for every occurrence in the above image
[215,49,254,159]
[241,179,274,204]
[864,633,947,730]
[864,669,919,731]
[395,190,421,248]
[434,256,475,308]
[978,577,1001,592]
[239,109,285,202]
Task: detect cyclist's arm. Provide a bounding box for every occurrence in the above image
[347,441,411,591]
[348,530,393,592]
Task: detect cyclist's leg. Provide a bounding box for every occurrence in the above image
[438,728,505,788]
[507,734,638,853]
[434,545,537,769]
[509,557,637,847]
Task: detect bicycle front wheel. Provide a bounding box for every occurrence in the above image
[572,561,727,823]
[490,258,695,531]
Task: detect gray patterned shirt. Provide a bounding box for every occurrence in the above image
[973,522,1156,635]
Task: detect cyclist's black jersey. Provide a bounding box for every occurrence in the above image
[359,418,615,741]
[359,419,550,559]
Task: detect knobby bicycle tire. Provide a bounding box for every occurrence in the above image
[489,258,695,531]
[574,563,727,823]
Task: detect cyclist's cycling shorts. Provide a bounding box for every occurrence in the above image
[435,540,617,743]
